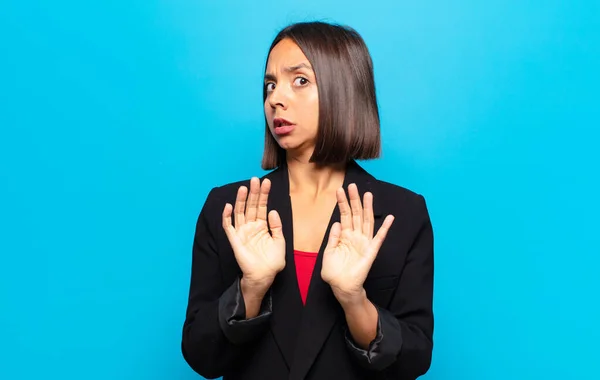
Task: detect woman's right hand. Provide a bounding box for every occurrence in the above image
[222,177,286,296]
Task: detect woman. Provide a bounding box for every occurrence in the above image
[181,21,434,380]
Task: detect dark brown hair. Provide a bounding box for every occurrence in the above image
[261,21,381,170]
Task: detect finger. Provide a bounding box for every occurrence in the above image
[223,203,243,250]
[257,178,271,221]
[245,177,260,222]
[234,185,248,227]
[371,215,395,253]
[348,183,363,233]
[362,192,374,238]
[326,222,342,249]
[268,210,284,240]
[336,187,352,231]
[222,203,236,239]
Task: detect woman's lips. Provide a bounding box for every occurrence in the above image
[273,118,295,135]
[274,124,295,135]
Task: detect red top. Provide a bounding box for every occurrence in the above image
[293,250,318,305]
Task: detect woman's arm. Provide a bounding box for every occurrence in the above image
[181,187,273,379]
[344,195,434,378]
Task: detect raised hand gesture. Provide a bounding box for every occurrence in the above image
[321,184,395,299]
[222,177,286,291]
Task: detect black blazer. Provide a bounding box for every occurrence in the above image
[181,160,434,380]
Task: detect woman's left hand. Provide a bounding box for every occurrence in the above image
[321,184,395,302]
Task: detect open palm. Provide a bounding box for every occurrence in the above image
[222,177,286,287]
[321,184,395,295]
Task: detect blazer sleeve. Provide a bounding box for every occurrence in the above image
[344,194,434,379]
[181,187,273,379]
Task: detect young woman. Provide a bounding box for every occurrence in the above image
[181,21,434,380]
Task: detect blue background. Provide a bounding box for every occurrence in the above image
[1,1,598,379]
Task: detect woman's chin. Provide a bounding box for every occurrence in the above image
[275,135,316,155]
[276,137,299,150]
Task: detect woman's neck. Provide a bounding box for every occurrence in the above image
[286,154,346,196]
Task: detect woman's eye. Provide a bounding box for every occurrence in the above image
[294,77,308,86]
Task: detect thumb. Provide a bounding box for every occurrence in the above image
[268,210,284,240]
[222,203,242,249]
[326,222,341,249]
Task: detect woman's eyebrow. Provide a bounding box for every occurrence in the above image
[284,63,313,73]
[264,63,314,82]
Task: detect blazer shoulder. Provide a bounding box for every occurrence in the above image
[372,179,430,219]
[374,179,425,203]
[205,168,279,203]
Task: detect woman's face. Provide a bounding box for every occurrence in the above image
[264,38,319,158]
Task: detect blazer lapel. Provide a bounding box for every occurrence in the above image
[289,160,383,380]
[265,161,304,370]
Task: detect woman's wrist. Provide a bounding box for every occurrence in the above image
[240,276,272,318]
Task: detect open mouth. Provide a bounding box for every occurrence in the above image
[274,118,293,128]
[273,118,295,135]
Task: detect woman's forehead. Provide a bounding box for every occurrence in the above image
[266,39,309,70]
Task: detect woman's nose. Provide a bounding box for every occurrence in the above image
[268,85,288,109]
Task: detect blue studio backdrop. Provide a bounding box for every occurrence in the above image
[1,1,598,379]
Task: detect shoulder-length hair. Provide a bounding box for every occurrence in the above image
[261,21,381,170]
